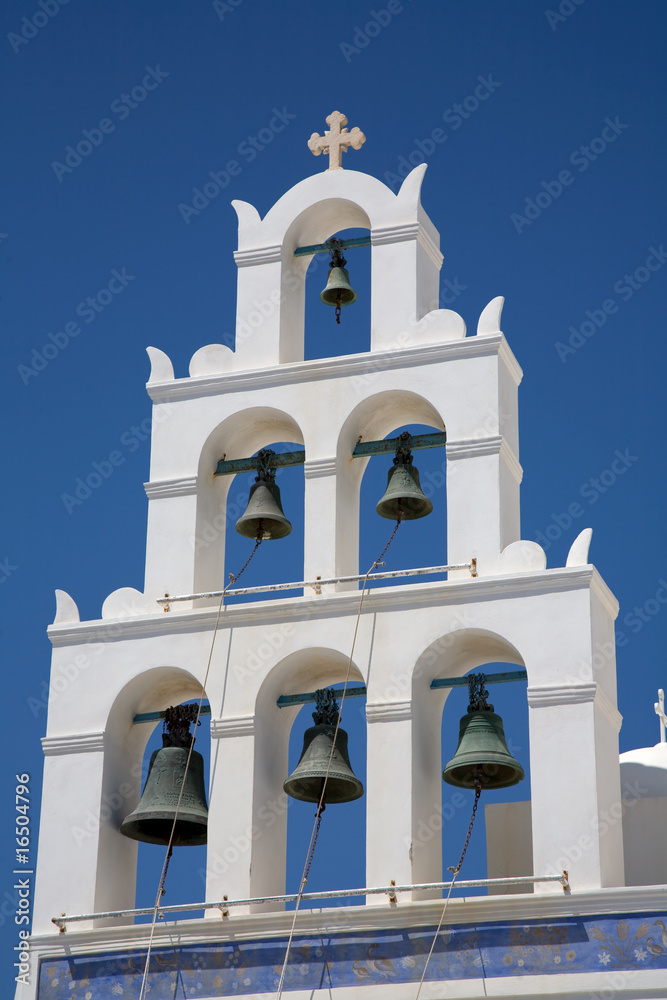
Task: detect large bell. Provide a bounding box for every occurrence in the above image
[120,735,208,846]
[284,723,364,804]
[443,708,524,790]
[376,460,433,520]
[320,266,357,308]
[235,479,292,540]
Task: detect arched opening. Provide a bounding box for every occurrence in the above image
[439,662,529,897]
[359,422,447,582]
[132,702,211,921]
[222,442,304,606]
[100,667,206,920]
[336,389,446,583]
[411,630,529,896]
[252,648,366,907]
[195,407,305,600]
[304,227,371,361]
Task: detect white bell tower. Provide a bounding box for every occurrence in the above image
[23,112,667,1000]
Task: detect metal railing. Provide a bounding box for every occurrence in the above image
[52,873,569,930]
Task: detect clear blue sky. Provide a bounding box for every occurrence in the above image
[2,0,667,977]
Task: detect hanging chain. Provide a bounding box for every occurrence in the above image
[415,769,484,1000]
[448,770,483,876]
[229,533,263,583]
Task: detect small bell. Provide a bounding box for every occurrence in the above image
[284,688,364,804]
[235,449,292,540]
[442,675,524,790]
[376,433,433,521]
[320,239,357,324]
[120,706,208,846]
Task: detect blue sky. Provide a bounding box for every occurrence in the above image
[2,0,667,978]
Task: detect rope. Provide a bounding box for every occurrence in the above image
[275,515,403,1000]
[414,770,483,1000]
[138,533,263,1000]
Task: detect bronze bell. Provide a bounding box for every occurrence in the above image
[376,461,433,521]
[320,266,357,308]
[235,480,292,540]
[320,239,357,324]
[442,676,524,790]
[120,707,208,846]
[284,689,364,804]
[235,449,292,540]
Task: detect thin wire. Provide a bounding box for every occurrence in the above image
[138,533,263,1000]
[275,516,403,1000]
[414,774,483,1000]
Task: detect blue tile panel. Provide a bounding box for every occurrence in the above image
[38,913,667,998]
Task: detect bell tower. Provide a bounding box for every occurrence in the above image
[23,111,665,1000]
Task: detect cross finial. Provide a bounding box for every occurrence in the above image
[308,111,366,170]
[655,688,666,743]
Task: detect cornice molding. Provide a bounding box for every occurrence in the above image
[144,476,198,500]
[233,245,282,268]
[42,732,105,756]
[28,884,667,955]
[366,701,412,723]
[146,336,508,403]
[371,222,443,269]
[446,436,523,485]
[210,715,255,739]
[526,683,622,731]
[303,458,337,479]
[47,566,605,647]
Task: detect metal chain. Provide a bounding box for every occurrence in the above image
[448,773,483,876]
[415,771,483,1000]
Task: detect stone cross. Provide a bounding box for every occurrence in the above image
[655,688,666,743]
[308,111,366,170]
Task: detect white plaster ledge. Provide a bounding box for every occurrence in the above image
[303,458,337,479]
[371,222,443,269]
[42,732,105,755]
[446,437,522,482]
[366,701,412,723]
[146,336,511,403]
[144,477,198,500]
[233,244,282,267]
[210,715,255,739]
[47,567,614,646]
[527,683,597,707]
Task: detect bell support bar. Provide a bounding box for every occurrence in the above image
[293,235,371,258]
[131,672,526,723]
[278,670,527,708]
[430,669,527,690]
[214,431,447,476]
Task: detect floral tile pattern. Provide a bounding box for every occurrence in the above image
[38,913,667,998]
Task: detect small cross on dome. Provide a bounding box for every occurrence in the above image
[308,111,366,170]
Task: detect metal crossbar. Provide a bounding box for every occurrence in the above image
[52,873,569,929]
